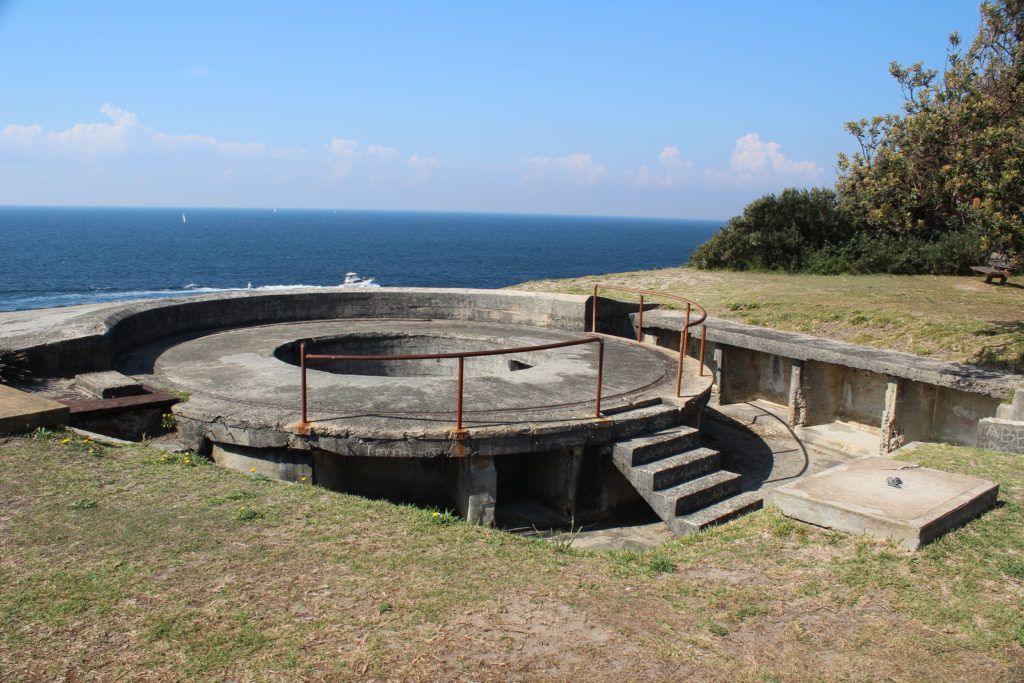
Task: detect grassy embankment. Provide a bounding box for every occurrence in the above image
[1,429,1021,680]
[509,267,1024,374]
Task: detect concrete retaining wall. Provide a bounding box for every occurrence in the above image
[637,309,1022,453]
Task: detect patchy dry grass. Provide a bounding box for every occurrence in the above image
[510,267,1024,373]
[1,429,1022,680]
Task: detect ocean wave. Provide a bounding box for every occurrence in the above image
[0,284,328,313]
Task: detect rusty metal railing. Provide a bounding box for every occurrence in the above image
[591,284,708,396]
[299,337,605,433]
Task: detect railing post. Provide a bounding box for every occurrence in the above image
[300,341,308,425]
[592,285,598,333]
[638,295,643,342]
[676,303,691,397]
[456,356,465,432]
[699,324,707,377]
[595,340,604,417]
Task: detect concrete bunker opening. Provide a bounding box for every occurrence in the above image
[274,332,551,377]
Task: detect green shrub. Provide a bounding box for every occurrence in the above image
[690,187,984,275]
[689,188,857,272]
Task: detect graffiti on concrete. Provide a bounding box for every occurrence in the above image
[977,419,1024,455]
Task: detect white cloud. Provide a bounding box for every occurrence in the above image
[44,103,139,154]
[628,135,824,193]
[523,153,606,186]
[0,104,267,159]
[327,138,360,157]
[367,144,397,160]
[327,138,363,179]
[407,153,439,184]
[408,153,439,168]
[1,124,43,145]
[729,133,822,181]
[153,132,265,156]
[629,146,695,187]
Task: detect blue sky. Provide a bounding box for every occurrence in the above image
[0,0,983,219]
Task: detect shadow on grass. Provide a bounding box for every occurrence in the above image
[971,320,1024,373]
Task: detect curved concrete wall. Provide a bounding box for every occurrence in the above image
[1,287,591,377]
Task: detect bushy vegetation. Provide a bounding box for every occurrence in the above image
[0,349,28,385]
[692,0,1022,274]
[690,188,857,272]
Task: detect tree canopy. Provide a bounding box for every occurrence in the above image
[691,1,1023,274]
[837,0,1024,257]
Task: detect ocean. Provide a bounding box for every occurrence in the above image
[0,207,720,313]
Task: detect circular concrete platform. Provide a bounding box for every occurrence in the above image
[127,317,709,457]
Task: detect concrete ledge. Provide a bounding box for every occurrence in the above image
[74,371,145,398]
[769,456,998,550]
[0,384,69,433]
[640,310,1020,400]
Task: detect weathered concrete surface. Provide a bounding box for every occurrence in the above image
[452,455,497,525]
[639,309,1021,452]
[0,288,593,377]
[74,371,145,398]
[212,442,313,483]
[0,384,69,433]
[770,456,998,550]
[131,318,708,458]
[66,390,179,441]
[976,417,1024,455]
[641,310,1021,400]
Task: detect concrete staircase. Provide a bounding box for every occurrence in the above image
[611,421,762,536]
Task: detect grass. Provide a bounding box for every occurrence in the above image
[509,267,1024,373]
[0,429,1021,680]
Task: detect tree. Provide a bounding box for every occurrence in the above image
[688,188,855,272]
[836,0,1024,256]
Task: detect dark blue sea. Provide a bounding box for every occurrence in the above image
[0,207,720,313]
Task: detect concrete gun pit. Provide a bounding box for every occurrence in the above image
[7,287,1010,543]
[0,289,701,529]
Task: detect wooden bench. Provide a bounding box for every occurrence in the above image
[971,253,1016,284]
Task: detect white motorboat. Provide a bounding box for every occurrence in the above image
[340,272,380,288]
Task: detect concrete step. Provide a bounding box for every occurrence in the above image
[669,491,764,536]
[611,425,702,467]
[649,470,742,519]
[629,447,721,495]
[609,404,684,441]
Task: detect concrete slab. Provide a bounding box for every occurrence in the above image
[0,384,69,433]
[74,371,145,398]
[770,456,998,550]
[714,399,879,457]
